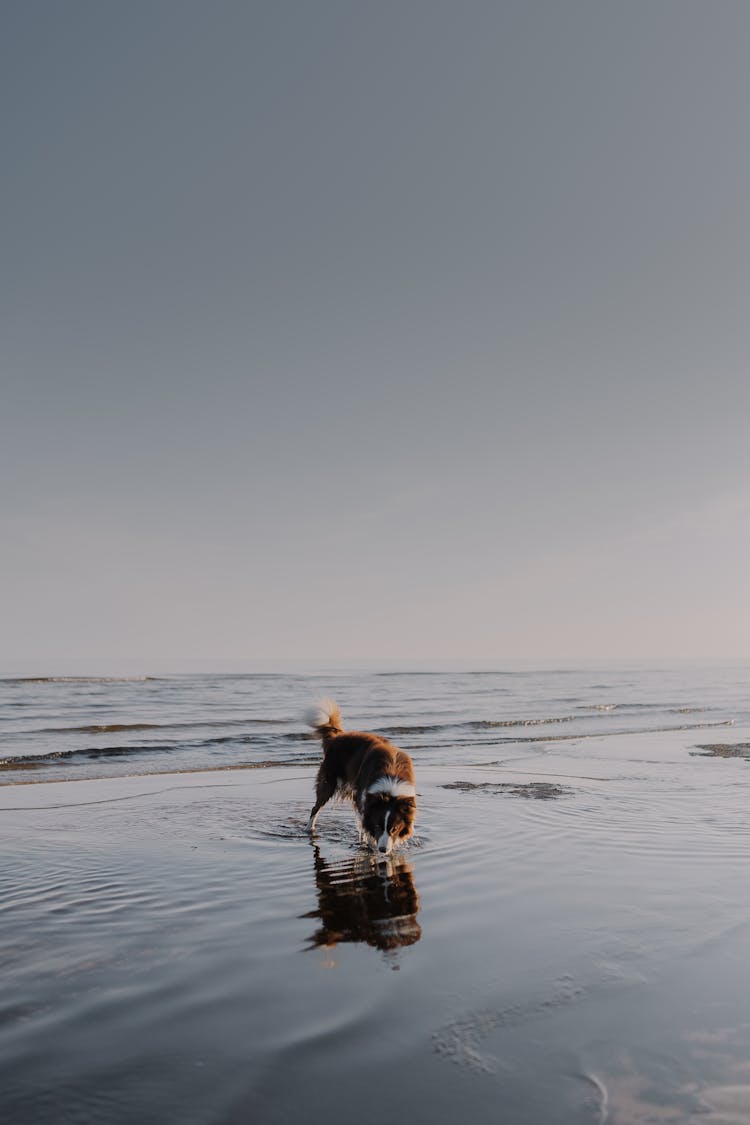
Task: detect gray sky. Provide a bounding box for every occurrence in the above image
[2,1,749,667]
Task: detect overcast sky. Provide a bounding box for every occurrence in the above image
[2,1,749,668]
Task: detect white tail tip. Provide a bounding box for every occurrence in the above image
[304,697,342,730]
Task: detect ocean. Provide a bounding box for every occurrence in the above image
[1,662,746,784]
[3,662,750,1124]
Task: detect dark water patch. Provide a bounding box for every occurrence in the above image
[692,743,750,759]
[440,780,573,799]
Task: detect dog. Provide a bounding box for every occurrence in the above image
[306,699,417,854]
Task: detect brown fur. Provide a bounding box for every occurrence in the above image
[307,702,417,851]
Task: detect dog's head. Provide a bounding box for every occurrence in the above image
[361,787,416,854]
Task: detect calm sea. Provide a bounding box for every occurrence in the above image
[5,663,750,1123]
[1,663,746,784]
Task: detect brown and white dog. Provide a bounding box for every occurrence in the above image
[306,699,417,854]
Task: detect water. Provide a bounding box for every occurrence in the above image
[4,663,750,1124]
[1,663,746,783]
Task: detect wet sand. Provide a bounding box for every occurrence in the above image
[4,731,750,1124]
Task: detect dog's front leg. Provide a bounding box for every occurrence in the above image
[307,804,323,833]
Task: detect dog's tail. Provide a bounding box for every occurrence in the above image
[305,698,343,741]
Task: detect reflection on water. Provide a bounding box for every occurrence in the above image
[303,846,421,959]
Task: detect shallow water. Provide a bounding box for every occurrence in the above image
[4,665,750,1123]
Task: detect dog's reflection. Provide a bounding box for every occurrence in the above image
[303,846,421,954]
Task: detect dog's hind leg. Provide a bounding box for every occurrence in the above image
[307,769,337,834]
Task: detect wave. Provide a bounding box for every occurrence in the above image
[375,671,519,677]
[30,717,286,736]
[38,722,167,734]
[0,748,320,772]
[16,716,587,743]
[384,713,726,738]
[0,745,152,768]
[0,741,321,770]
[374,669,584,677]
[577,702,667,712]
[469,716,577,728]
[198,731,303,747]
[381,716,578,736]
[1,677,159,685]
[6,714,733,757]
[446,718,735,749]
[577,702,710,714]
[378,725,448,735]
